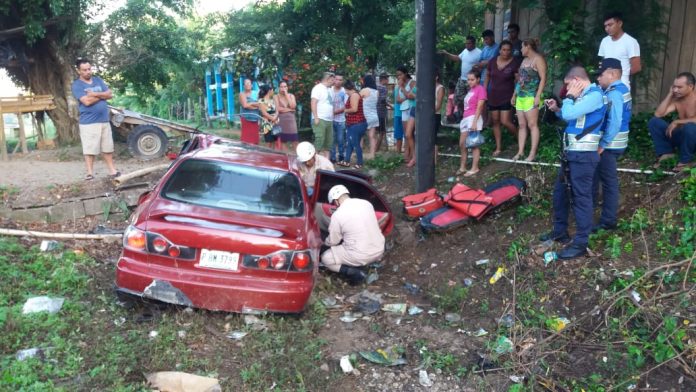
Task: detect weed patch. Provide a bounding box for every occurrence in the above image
[429,283,469,313]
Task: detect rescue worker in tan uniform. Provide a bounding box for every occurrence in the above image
[295,141,334,196]
[321,185,385,284]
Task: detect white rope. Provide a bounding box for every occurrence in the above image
[0,228,122,239]
[437,153,675,176]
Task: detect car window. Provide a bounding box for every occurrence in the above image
[162,159,304,217]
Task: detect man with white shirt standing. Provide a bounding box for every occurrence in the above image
[597,12,641,88]
[439,36,482,107]
[311,72,336,157]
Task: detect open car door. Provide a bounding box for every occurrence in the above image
[312,169,393,236]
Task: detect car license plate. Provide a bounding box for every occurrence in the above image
[198,249,239,271]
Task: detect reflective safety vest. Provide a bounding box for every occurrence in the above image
[564,85,607,152]
[602,82,632,150]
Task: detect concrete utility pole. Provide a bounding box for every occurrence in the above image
[415,0,436,192]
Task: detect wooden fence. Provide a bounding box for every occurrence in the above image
[0,95,55,161]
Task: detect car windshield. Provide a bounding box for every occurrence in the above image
[161,159,304,217]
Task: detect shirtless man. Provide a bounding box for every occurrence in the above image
[648,72,696,172]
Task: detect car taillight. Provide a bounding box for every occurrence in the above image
[242,251,312,272]
[124,226,146,250]
[130,231,196,260]
[292,252,311,270]
[258,257,270,269]
[168,246,181,257]
[152,237,168,252]
[271,253,286,269]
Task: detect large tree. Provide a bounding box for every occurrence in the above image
[0,0,90,143]
[0,0,193,143]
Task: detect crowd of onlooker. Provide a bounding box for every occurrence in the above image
[235,12,696,177]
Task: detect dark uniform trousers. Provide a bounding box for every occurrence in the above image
[552,150,600,247]
[592,149,624,227]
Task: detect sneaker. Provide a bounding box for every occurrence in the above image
[339,265,367,285]
[557,243,588,259]
[539,231,571,244]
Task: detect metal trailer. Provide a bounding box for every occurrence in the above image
[109,106,199,160]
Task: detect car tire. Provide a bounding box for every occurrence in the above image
[127,124,168,160]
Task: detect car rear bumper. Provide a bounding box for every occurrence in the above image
[115,256,314,314]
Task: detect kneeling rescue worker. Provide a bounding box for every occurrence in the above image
[542,65,606,259]
[321,185,385,284]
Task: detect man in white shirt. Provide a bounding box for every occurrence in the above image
[321,185,385,285]
[439,36,482,105]
[311,72,336,157]
[294,142,334,196]
[598,12,641,88]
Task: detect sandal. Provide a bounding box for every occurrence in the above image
[455,168,467,175]
[354,164,363,169]
[653,154,676,169]
[492,150,502,157]
[463,169,479,177]
[672,162,695,173]
[85,174,94,181]
[110,171,121,179]
[337,161,350,167]
[511,153,522,161]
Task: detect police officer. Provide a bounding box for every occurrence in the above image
[541,66,606,259]
[593,58,631,232]
[321,185,385,285]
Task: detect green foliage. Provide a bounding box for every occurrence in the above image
[365,154,404,171]
[0,236,334,390]
[542,9,588,86]
[223,0,404,125]
[516,199,550,221]
[507,238,525,260]
[238,315,330,390]
[415,340,468,377]
[430,283,468,313]
[528,0,667,94]
[99,0,203,108]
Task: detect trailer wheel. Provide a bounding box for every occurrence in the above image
[127,125,168,160]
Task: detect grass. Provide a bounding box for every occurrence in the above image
[414,340,468,378]
[429,283,469,313]
[0,237,334,390]
[498,163,696,388]
[0,184,20,201]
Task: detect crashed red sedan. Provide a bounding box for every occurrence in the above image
[115,139,393,313]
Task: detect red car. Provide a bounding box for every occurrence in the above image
[115,137,393,313]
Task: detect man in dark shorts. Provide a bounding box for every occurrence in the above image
[375,73,389,151]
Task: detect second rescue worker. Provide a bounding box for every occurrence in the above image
[541,66,606,259]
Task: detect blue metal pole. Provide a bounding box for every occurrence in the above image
[205,70,213,118]
[226,72,234,120]
[215,66,223,112]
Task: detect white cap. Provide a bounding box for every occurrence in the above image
[296,142,316,163]
[328,185,350,204]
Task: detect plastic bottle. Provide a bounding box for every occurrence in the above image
[489,267,506,284]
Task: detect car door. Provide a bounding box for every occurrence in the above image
[312,169,393,236]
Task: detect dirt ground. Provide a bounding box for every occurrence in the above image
[1,141,694,391]
[0,145,170,207]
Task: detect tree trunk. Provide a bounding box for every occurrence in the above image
[4,32,79,144]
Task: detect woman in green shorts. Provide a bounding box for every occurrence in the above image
[511,38,547,162]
